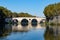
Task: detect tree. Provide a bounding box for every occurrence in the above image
[43,3,60,21]
[12,12,18,17]
[0,6,36,17]
[0,6,12,17]
[18,12,36,17]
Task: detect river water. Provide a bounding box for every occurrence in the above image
[0,24,60,40]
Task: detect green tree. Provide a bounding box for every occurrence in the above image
[18,12,36,17]
[43,3,60,21]
[12,12,18,17]
[0,6,36,17]
[0,6,12,17]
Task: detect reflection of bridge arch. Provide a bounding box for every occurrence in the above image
[21,19,29,26]
[31,19,38,26]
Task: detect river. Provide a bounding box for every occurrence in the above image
[0,24,60,40]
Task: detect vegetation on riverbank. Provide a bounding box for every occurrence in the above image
[43,3,60,21]
[0,6,36,18]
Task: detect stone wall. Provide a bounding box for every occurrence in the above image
[49,16,60,24]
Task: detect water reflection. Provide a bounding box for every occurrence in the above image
[0,24,45,40]
[1,23,60,40]
[12,24,44,32]
[44,25,60,40]
[0,24,12,37]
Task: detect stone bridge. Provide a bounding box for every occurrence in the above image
[5,17,46,31]
[12,17,45,24]
[5,17,46,24]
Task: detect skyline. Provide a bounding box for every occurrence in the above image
[0,0,60,17]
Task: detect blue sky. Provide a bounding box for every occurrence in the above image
[0,0,60,17]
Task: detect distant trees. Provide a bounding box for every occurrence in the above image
[18,12,36,17]
[43,3,60,21]
[0,6,12,18]
[12,12,18,17]
[0,6,36,18]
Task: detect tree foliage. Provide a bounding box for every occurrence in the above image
[0,6,12,17]
[0,6,36,18]
[43,3,60,20]
[18,12,35,17]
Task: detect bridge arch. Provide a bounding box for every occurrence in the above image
[31,19,38,26]
[21,19,29,26]
[40,19,45,24]
[12,17,46,25]
[12,19,18,24]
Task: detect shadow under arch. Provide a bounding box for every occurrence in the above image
[40,19,45,24]
[21,19,29,26]
[12,19,18,25]
[31,19,38,27]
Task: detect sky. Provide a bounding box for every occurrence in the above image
[0,0,60,17]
